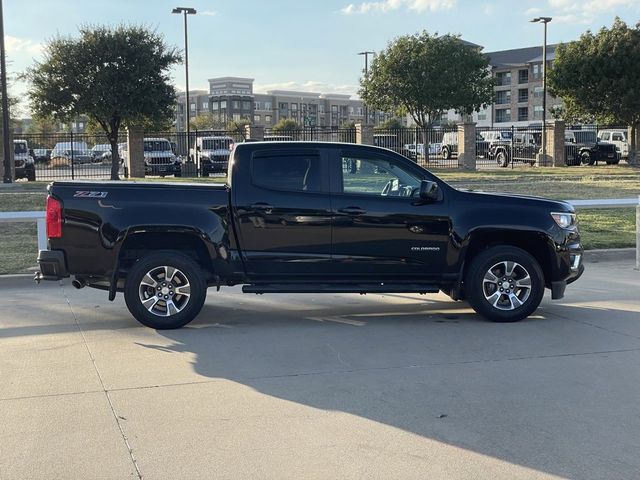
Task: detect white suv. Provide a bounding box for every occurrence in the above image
[598,129,629,159]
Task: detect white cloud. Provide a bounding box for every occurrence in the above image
[4,35,42,56]
[254,80,359,97]
[200,10,217,16]
[341,0,456,15]
[524,7,541,15]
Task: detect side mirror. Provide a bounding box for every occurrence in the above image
[419,180,439,202]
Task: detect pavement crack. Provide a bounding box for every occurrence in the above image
[547,307,640,341]
[62,285,143,480]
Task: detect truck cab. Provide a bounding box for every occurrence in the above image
[13,139,36,181]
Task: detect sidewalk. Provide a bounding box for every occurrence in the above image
[0,260,639,479]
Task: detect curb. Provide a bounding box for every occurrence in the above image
[583,248,636,263]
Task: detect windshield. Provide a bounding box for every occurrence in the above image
[500,131,513,139]
[144,140,172,152]
[573,131,597,144]
[93,144,111,151]
[54,142,89,151]
[14,142,27,154]
[202,139,231,150]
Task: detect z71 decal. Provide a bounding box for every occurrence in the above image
[73,191,109,198]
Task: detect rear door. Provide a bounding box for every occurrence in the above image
[232,147,333,278]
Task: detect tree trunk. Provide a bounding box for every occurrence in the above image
[629,124,638,166]
[109,134,120,180]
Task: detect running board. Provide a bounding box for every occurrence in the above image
[242,283,440,294]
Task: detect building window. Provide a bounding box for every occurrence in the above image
[220,100,227,109]
[201,102,208,110]
[291,103,298,111]
[496,90,511,104]
[264,102,272,111]
[254,102,261,110]
[533,86,544,99]
[518,69,529,84]
[254,114,261,123]
[495,108,511,123]
[212,102,218,111]
[318,105,325,114]
[518,89,528,103]
[477,111,487,121]
[495,71,511,86]
[242,101,251,110]
[265,115,272,124]
[533,64,542,80]
[233,114,241,122]
[518,107,528,121]
[190,103,196,111]
[232,101,240,109]
[533,105,544,120]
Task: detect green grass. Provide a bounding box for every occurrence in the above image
[0,168,637,274]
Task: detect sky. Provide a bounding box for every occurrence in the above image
[4,0,640,116]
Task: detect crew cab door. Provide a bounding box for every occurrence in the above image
[232,147,332,277]
[329,148,450,279]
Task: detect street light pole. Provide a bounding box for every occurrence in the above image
[531,16,552,164]
[172,6,196,157]
[358,51,374,125]
[0,0,12,183]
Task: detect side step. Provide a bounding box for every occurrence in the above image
[242,283,439,294]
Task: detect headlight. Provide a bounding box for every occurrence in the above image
[551,212,577,229]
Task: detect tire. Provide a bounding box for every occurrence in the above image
[496,150,509,168]
[606,158,620,165]
[465,246,544,322]
[26,168,36,182]
[124,251,207,329]
[441,147,450,160]
[581,151,594,165]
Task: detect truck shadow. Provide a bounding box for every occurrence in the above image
[140,294,640,479]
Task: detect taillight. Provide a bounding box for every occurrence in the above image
[46,196,62,238]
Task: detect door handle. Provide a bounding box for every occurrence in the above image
[250,202,274,212]
[338,206,366,215]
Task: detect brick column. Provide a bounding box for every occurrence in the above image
[355,123,374,145]
[551,120,566,167]
[457,122,476,171]
[536,123,558,167]
[245,125,264,141]
[126,126,145,178]
[628,125,639,166]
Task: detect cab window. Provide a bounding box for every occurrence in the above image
[340,155,421,197]
[252,154,321,192]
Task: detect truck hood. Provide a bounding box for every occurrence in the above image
[457,188,574,213]
[144,151,174,158]
[201,149,230,157]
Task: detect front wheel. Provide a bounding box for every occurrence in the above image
[581,151,594,165]
[441,147,450,160]
[496,150,509,167]
[465,246,544,322]
[124,251,207,329]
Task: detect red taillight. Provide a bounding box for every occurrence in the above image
[46,196,62,238]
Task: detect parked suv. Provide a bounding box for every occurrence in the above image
[195,136,234,176]
[143,138,182,177]
[486,132,540,167]
[440,131,490,160]
[565,130,618,166]
[13,139,35,181]
[598,129,629,159]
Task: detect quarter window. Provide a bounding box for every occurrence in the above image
[252,154,321,192]
[340,156,420,197]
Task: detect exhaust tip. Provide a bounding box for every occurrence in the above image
[72,278,86,289]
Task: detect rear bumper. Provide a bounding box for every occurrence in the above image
[35,250,69,281]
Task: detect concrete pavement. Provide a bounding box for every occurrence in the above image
[0,260,639,479]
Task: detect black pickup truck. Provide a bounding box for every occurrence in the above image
[36,142,584,329]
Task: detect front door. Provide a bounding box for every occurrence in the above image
[330,149,451,280]
[233,147,332,278]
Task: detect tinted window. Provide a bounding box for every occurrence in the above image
[612,133,623,141]
[144,140,171,152]
[252,154,321,192]
[341,156,420,197]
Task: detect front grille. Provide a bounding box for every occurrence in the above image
[149,157,172,165]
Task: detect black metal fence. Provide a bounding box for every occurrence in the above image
[263,126,357,143]
[13,132,127,181]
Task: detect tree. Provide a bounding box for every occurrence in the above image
[25,25,181,179]
[374,118,405,130]
[227,118,251,138]
[190,112,225,131]
[272,118,301,133]
[548,18,640,163]
[360,32,494,129]
[25,116,62,135]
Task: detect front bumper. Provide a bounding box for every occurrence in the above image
[35,250,69,282]
[202,158,229,174]
[145,163,182,175]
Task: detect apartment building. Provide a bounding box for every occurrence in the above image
[176,77,398,131]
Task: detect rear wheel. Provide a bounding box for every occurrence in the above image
[465,246,544,322]
[581,151,594,165]
[124,252,207,329]
[441,147,450,160]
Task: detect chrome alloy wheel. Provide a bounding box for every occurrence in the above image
[138,266,191,317]
[482,261,532,311]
